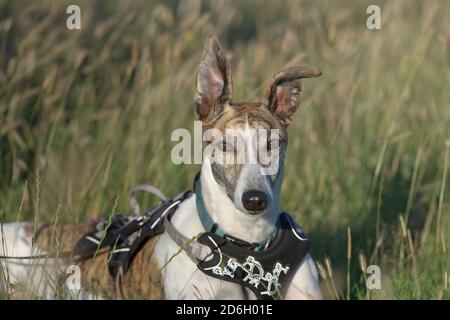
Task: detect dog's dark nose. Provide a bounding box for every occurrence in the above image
[242,190,268,213]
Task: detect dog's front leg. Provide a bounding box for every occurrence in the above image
[283,254,322,300]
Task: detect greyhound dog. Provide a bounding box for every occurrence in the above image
[0,35,322,300]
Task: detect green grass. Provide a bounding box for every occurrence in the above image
[1,0,449,299]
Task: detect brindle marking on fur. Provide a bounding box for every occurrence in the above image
[26,223,165,299]
[205,104,288,198]
[79,236,164,299]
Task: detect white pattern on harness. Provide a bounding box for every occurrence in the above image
[212,255,289,296]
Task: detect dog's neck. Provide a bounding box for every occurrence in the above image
[198,159,281,244]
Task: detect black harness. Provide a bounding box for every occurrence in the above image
[72,182,311,300]
[72,191,190,279]
[195,213,310,299]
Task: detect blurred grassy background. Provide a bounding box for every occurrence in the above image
[0,0,449,299]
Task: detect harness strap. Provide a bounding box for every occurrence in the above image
[163,211,213,262]
[107,192,190,279]
[129,184,167,216]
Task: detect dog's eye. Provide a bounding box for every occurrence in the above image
[217,136,238,157]
[222,140,229,152]
[268,135,281,153]
[222,139,235,153]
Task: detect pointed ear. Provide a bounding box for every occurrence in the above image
[264,66,321,125]
[194,35,232,121]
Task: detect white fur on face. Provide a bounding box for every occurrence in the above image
[202,119,275,211]
[200,123,281,243]
[231,122,273,213]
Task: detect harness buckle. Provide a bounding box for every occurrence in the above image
[223,233,259,250]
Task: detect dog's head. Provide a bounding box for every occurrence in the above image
[195,35,321,215]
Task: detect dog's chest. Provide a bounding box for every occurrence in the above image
[154,233,248,299]
[153,197,248,299]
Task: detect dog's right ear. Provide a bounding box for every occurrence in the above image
[194,35,232,122]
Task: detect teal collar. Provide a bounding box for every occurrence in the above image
[194,176,279,251]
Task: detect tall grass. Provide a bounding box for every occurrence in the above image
[0,0,449,299]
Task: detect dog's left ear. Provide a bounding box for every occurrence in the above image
[264,66,321,125]
[195,35,232,122]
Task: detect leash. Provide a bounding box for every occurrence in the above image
[0,248,111,261]
[0,253,58,260]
